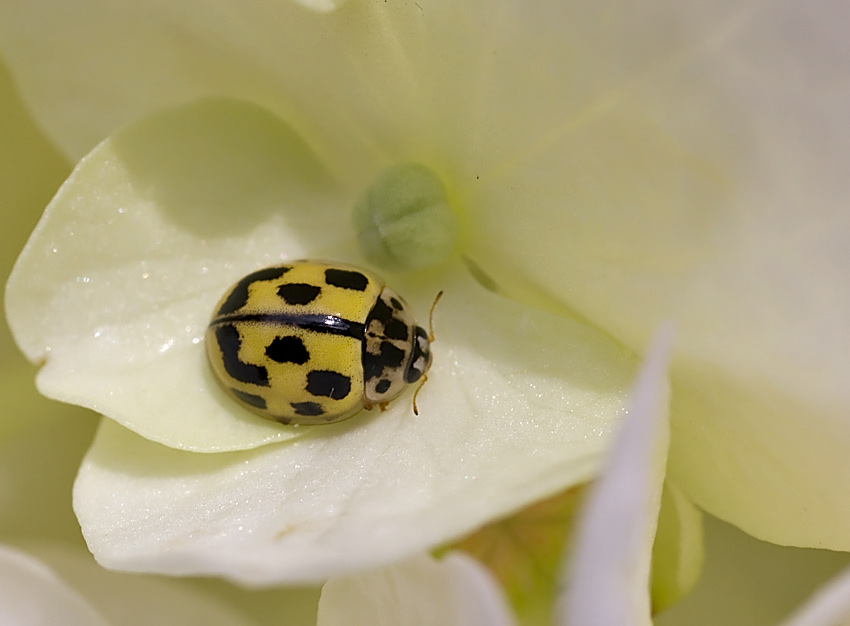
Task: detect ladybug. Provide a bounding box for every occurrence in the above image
[205,261,433,424]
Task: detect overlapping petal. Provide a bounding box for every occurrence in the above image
[558,326,672,625]
[6,99,347,451]
[0,53,329,625]
[776,563,850,626]
[69,186,637,580]
[657,517,850,626]
[650,482,704,612]
[303,329,850,626]
[464,1,850,548]
[0,545,108,626]
[310,326,672,626]
[0,543,303,626]
[317,552,515,626]
[2,0,848,578]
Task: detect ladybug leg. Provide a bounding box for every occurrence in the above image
[412,373,428,416]
[361,400,389,412]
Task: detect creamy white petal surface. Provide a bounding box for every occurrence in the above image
[558,326,672,626]
[650,481,704,612]
[7,94,638,581]
[0,545,109,626]
[656,517,850,626]
[778,564,850,626]
[2,0,847,551]
[317,552,515,626]
[1,543,271,626]
[73,266,636,583]
[465,2,850,549]
[6,99,348,452]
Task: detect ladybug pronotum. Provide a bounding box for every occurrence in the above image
[205,260,432,424]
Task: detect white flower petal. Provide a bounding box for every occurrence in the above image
[656,517,850,626]
[0,544,109,626]
[668,376,850,551]
[6,98,349,452]
[650,481,704,612]
[0,0,474,178]
[557,325,672,626]
[0,1,745,193]
[461,2,850,548]
[74,271,637,584]
[12,543,264,626]
[317,552,515,626]
[778,564,850,626]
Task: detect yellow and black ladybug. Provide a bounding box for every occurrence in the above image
[205,261,433,425]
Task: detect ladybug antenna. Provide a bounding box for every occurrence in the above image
[428,290,443,342]
[413,290,443,415]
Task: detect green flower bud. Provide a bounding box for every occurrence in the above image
[353,163,459,271]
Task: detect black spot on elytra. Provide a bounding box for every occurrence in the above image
[363,341,407,381]
[381,341,407,368]
[278,283,321,305]
[215,324,269,386]
[230,388,267,409]
[375,379,392,394]
[384,318,409,341]
[265,336,309,364]
[368,297,394,326]
[217,266,291,315]
[306,370,352,400]
[325,268,369,291]
[291,401,325,416]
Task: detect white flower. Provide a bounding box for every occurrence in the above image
[2,0,850,589]
[315,330,850,626]
[316,325,672,626]
[6,98,637,583]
